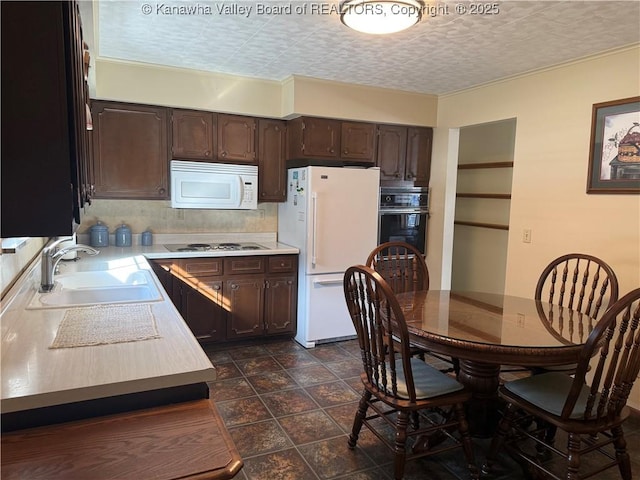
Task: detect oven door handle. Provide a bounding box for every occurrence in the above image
[379,208,430,215]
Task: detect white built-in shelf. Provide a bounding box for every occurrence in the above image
[458,161,514,170]
[456,193,511,199]
[454,221,510,231]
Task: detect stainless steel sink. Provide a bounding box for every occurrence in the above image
[27,270,162,309]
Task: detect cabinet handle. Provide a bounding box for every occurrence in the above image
[343,149,349,154]
[158,187,166,194]
[406,174,413,179]
[221,151,227,157]
[204,150,210,156]
[395,174,401,178]
[329,148,334,153]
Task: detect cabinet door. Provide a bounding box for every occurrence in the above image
[175,277,226,343]
[149,260,173,296]
[406,127,433,185]
[1,1,86,237]
[376,125,407,181]
[226,277,264,339]
[92,101,169,199]
[341,121,375,163]
[171,109,216,161]
[264,275,296,336]
[302,117,340,158]
[217,114,256,163]
[258,118,287,202]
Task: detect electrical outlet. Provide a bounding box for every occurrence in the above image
[517,313,525,328]
[522,229,532,243]
[258,209,265,219]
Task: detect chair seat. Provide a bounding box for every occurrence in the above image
[381,357,464,400]
[503,371,594,419]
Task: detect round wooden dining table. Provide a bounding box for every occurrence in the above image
[395,290,596,437]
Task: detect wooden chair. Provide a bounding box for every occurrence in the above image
[366,241,459,374]
[366,241,430,294]
[482,287,640,480]
[533,253,619,373]
[343,265,478,480]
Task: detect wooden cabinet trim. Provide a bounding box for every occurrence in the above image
[176,258,224,277]
[267,255,297,273]
[224,257,265,275]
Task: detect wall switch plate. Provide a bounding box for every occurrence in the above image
[523,229,532,243]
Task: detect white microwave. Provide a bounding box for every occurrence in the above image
[170,160,258,210]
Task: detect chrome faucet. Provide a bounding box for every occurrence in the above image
[40,236,100,292]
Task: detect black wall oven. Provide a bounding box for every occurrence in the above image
[378,187,429,255]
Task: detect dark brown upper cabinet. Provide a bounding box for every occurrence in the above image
[258,119,287,202]
[341,121,376,163]
[288,117,341,160]
[406,126,433,186]
[171,109,217,161]
[92,101,169,199]
[376,124,408,181]
[376,125,433,186]
[1,1,90,237]
[217,114,257,164]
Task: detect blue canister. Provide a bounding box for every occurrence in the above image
[115,223,132,247]
[141,230,153,246]
[89,221,109,247]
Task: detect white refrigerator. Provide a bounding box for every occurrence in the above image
[278,166,380,348]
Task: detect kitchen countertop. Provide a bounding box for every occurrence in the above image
[0,233,298,415]
[77,232,299,259]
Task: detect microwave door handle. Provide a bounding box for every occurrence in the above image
[311,192,318,267]
[235,175,243,208]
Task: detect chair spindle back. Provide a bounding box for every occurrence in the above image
[535,253,619,343]
[563,288,640,420]
[343,265,417,402]
[366,241,429,295]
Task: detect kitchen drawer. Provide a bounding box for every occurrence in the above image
[268,255,297,274]
[224,257,265,275]
[176,258,223,277]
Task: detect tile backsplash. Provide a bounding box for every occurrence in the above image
[78,200,277,235]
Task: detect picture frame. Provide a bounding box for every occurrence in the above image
[587,96,640,194]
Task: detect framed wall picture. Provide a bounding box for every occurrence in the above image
[587,96,640,194]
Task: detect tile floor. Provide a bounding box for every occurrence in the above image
[204,338,640,480]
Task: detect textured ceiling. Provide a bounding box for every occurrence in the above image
[92,0,640,95]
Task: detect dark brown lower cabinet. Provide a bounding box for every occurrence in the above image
[149,255,297,344]
[226,277,264,339]
[174,277,226,343]
[264,276,297,335]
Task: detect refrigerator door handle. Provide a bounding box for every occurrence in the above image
[312,278,344,286]
[311,192,318,267]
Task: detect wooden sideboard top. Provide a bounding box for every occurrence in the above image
[1,398,243,480]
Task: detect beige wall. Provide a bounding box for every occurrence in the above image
[95,59,438,125]
[434,46,640,298]
[433,46,640,409]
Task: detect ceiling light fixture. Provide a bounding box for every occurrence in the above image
[340,0,424,35]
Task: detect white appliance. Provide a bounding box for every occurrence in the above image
[278,166,380,348]
[170,160,257,210]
